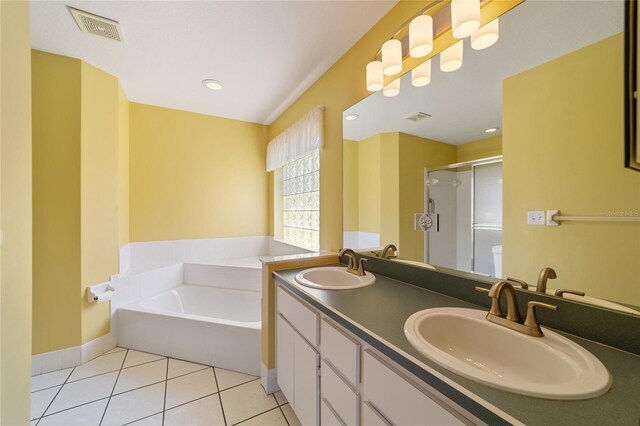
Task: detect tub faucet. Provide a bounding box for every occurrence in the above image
[536,267,557,294]
[339,248,367,276]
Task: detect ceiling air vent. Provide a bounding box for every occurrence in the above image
[68,7,124,43]
[405,112,431,122]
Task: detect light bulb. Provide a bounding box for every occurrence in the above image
[383,78,400,97]
[382,39,402,76]
[440,40,463,72]
[409,15,433,58]
[366,61,384,92]
[471,18,499,50]
[412,60,431,87]
[451,0,481,39]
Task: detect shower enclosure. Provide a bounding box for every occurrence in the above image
[424,157,503,277]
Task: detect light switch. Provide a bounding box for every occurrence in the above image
[527,211,545,225]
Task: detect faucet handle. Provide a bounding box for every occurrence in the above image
[524,301,558,337]
[474,286,490,294]
[506,277,529,290]
[555,289,586,298]
[356,258,368,276]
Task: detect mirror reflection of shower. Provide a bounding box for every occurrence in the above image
[424,157,503,277]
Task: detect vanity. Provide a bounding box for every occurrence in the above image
[273,256,640,425]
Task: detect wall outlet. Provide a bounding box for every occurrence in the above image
[527,211,545,225]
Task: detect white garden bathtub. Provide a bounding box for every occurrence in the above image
[118,284,261,375]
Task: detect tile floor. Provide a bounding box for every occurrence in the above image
[31,347,301,426]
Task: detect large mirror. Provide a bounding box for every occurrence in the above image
[343,1,640,313]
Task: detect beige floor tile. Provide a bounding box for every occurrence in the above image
[46,372,118,415]
[38,398,108,426]
[220,379,277,425]
[127,413,164,425]
[273,390,288,406]
[114,359,167,394]
[122,350,166,368]
[165,368,218,409]
[32,368,73,392]
[31,386,61,420]
[236,408,288,426]
[68,352,126,382]
[168,358,209,379]
[164,394,225,426]
[105,347,127,355]
[214,367,258,391]
[101,382,165,426]
[281,403,302,426]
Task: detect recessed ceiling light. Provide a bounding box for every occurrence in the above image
[485,127,498,133]
[345,114,359,121]
[202,79,222,90]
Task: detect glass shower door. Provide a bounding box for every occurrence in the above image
[472,161,503,277]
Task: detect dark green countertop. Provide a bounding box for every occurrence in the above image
[274,266,640,426]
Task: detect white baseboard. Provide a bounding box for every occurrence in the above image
[261,363,279,394]
[32,332,117,376]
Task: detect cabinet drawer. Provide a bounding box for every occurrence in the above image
[363,351,464,426]
[321,398,345,426]
[277,286,318,346]
[362,401,391,426]
[321,319,360,387]
[321,360,359,426]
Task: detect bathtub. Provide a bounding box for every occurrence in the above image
[118,284,261,376]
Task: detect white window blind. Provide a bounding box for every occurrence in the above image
[266,107,323,172]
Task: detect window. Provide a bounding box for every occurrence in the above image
[281,150,320,251]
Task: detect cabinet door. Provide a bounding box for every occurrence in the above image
[294,332,320,426]
[276,315,295,406]
[364,351,464,426]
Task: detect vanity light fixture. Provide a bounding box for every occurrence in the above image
[383,78,400,97]
[451,0,481,39]
[471,18,499,50]
[440,40,463,72]
[485,127,498,133]
[409,15,434,58]
[412,59,432,87]
[366,60,384,91]
[382,39,403,76]
[345,114,360,121]
[202,79,222,90]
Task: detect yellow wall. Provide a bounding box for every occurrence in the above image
[357,134,381,233]
[32,50,82,354]
[268,2,432,251]
[80,62,120,344]
[456,135,502,163]
[342,139,359,232]
[129,103,269,242]
[32,51,124,353]
[398,133,457,261]
[118,86,130,247]
[0,1,33,423]
[503,33,640,306]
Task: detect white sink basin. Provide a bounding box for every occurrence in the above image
[295,266,375,290]
[404,308,611,400]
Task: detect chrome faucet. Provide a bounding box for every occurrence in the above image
[536,267,557,293]
[339,248,367,276]
[476,280,558,337]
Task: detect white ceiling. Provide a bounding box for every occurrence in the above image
[343,0,624,144]
[30,0,397,125]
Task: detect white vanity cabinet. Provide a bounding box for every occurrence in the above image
[276,287,320,426]
[276,283,470,426]
[362,351,464,426]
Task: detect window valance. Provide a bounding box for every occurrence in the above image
[266,106,324,172]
